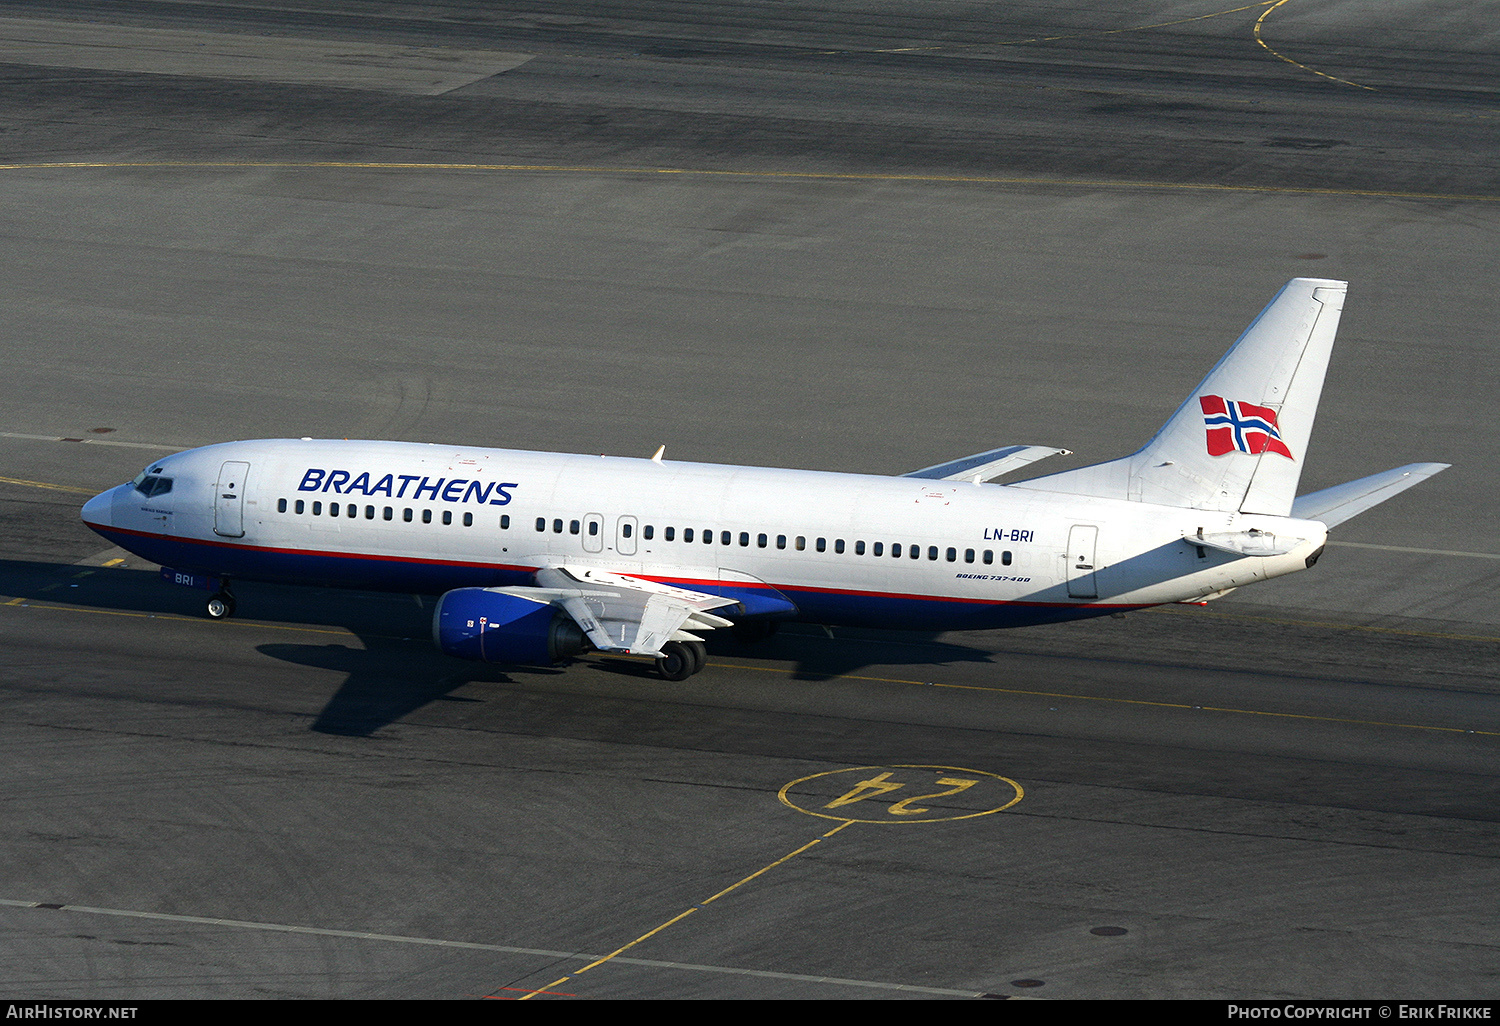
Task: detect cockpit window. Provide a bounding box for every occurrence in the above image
[131,471,173,498]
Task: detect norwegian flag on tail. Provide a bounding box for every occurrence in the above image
[1200,395,1294,459]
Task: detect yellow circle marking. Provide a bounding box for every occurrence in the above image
[779,764,1023,824]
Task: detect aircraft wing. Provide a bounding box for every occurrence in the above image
[903,445,1071,483]
[506,565,737,656]
[1291,463,1450,529]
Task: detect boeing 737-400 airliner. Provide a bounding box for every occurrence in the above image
[81,279,1447,680]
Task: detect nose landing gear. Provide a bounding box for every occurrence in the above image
[206,584,236,619]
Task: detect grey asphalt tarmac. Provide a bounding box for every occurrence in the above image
[1,1,1497,1000]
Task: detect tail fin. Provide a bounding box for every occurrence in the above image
[1019,278,1347,514]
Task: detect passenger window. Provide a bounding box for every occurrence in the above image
[623,523,633,538]
[278,498,287,513]
[739,532,749,547]
[946,547,956,562]
[855,540,865,555]
[644,525,654,540]
[873,542,883,556]
[347,504,356,518]
[589,521,598,536]
[1002,550,1013,566]
[834,539,845,554]
[500,515,510,529]
[704,529,713,544]
[665,527,675,541]
[796,536,805,551]
[684,528,694,542]
[777,535,786,550]
[365,506,374,520]
[403,508,413,522]
[911,546,921,560]
[891,543,901,558]
[816,538,826,552]
[443,510,452,526]
[965,548,975,563]
[329,503,339,518]
[423,509,432,524]
[570,520,580,535]
[983,550,993,565]
[553,519,563,533]
[383,507,393,521]
[720,531,731,545]
[463,512,473,527]
[536,518,546,532]
[928,547,938,560]
[758,533,768,548]
[312,501,322,515]
[295,500,304,514]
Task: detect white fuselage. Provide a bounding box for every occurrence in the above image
[81,439,1328,630]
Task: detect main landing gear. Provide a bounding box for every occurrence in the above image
[653,619,780,679]
[206,584,236,620]
[654,639,706,681]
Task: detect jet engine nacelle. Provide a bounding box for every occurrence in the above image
[433,588,588,665]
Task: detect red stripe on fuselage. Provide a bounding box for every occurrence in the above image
[88,523,1140,611]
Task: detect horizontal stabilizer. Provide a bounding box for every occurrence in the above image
[1291,463,1450,528]
[904,445,1070,483]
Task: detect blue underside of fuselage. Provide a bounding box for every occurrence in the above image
[90,526,1131,631]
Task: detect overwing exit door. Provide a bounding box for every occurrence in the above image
[616,515,638,556]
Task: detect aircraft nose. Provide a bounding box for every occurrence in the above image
[81,486,117,530]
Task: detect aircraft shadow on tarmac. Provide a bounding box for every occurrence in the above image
[268,625,998,737]
[0,558,998,737]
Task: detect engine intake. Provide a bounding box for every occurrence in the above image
[433,588,588,665]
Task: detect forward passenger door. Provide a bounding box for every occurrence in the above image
[213,461,250,538]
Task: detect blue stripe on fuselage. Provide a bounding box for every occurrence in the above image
[87,526,534,594]
[87,527,1132,631]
